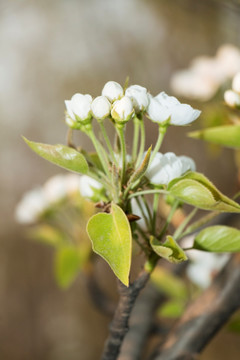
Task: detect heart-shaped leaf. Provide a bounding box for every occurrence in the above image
[188,125,240,149]
[193,225,240,252]
[87,203,132,286]
[150,235,188,264]
[24,137,88,174]
[168,172,240,213]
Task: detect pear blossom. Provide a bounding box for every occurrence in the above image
[182,235,230,289]
[79,175,103,200]
[91,96,111,120]
[102,81,124,102]
[15,174,81,224]
[15,188,48,224]
[125,85,149,113]
[147,92,201,126]
[224,89,240,108]
[111,96,134,123]
[145,152,196,186]
[65,93,92,124]
[43,174,80,203]
[232,72,240,93]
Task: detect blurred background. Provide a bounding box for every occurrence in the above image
[1,0,240,359]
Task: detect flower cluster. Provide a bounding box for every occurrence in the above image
[15,174,102,224]
[171,44,240,101]
[65,81,200,128]
[224,72,240,109]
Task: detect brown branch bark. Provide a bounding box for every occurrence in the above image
[150,253,240,360]
[118,283,165,360]
[101,270,150,360]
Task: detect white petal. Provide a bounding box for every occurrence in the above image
[170,104,201,125]
[102,81,124,102]
[155,92,180,107]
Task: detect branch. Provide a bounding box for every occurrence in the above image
[118,262,187,360]
[151,253,240,360]
[118,283,165,360]
[101,270,150,360]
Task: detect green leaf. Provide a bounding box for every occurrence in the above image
[54,246,84,289]
[24,137,88,174]
[193,225,240,252]
[168,171,240,213]
[28,225,65,247]
[87,203,132,286]
[151,267,188,299]
[150,235,188,264]
[159,300,185,319]
[188,125,240,149]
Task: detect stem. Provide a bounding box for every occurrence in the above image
[117,125,127,185]
[150,125,167,165]
[132,116,140,163]
[99,121,118,167]
[101,271,150,360]
[135,117,145,167]
[180,211,220,239]
[128,189,167,199]
[86,127,110,177]
[152,193,160,233]
[173,208,198,241]
[157,200,179,240]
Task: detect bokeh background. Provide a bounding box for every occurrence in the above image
[1,0,240,359]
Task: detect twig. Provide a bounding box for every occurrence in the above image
[101,270,150,360]
[150,253,240,360]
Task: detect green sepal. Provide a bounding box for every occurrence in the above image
[127,146,152,186]
[87,203,132,286]
[168,171,240,213]
[150,235,188,264]
[188,125,240,149]
[193,225,240,252]
[24,137,89,174]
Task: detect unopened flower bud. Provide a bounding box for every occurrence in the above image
[224,89,240,108]
[65,93,92,125]
[232,72,240,93]
[125,85,149,113]
[111,96,134,124]
[91,96,111,120]
[102,81,124,102]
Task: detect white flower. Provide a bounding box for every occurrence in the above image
[79,175,103,199]
[102,81,124,102]
[182,236,230,289]
[216,44,240,78]
[146,152,196,186]
[111,96,134,123]
[65,93,92,123]
[147,92,201,126]
[224,90,240,108]
[91,96,111,120]
[232,72,240,93]
[170,69,220,102]
[15,188,48,224]
[43,174,80,203]
[125,85,149,113]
